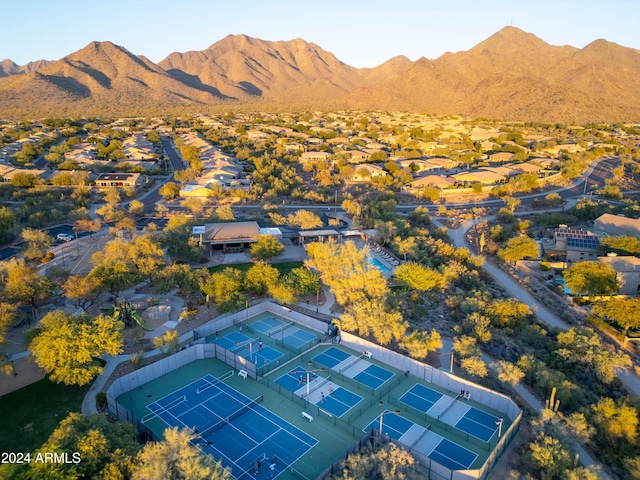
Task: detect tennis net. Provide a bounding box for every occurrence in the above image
[196,371,234,394]
[199,395,264,438]
[229,339,259,354]
[302,375,332,399]
[267,321,294,337]
[438,396,458,420]
[339,355,364,374]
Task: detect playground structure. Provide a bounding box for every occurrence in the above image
[110,302,153,331]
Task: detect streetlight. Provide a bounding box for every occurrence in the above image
[496,417,504,438]
[439,351,454,373]
[378,401,401,442]
[235,339,254,362]
[291,361,326,403]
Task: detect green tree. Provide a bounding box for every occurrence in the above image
[460,356,488,377]
[214,204,235,221]
[340,299,407,345]
[331,442,423,480]
[287,210,323,229]
[128,199,145,217]
[21,228,54,261]
[153,330,180,354]
[497,235,538,264]
[1,258,54,319]
[245,263,280,295]
[28,311,124,385]
[588,397,638,444]
[0,206,17,245]
[201,268,246,312]
[556,327,631,383]
[600,235,640,256]
[400,330,442,359]
[131,427,231,480]
[63,275,102,311]
[305,241,388,306]
[487,298,531,328]
[394,263,444,292]
[529,434,572,480]
[564,261,619,297]
[159,182,181,200]
[285,267,320,295]
[0,303,17,375]
[249,235,284,262]
[494,360,525,386]
[10,172,40,187]
[74,217,102,240]
[24,412,139,480]
[592,297,640,331]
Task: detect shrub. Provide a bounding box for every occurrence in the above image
[95,391,107,410]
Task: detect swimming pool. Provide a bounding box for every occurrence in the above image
[368,256,392,273]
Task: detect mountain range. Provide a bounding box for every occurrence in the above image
[1,27,639,122]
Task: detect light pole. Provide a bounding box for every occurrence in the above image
[291,361,326,403]
[439,351,454,373]
[377,401,402,442]
[496,417,504,438]
[235,339,254,362]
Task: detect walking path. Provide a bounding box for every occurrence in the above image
[444,212,640,396]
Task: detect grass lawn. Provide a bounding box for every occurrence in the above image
[0,377,90,453]
[208,261,303,277]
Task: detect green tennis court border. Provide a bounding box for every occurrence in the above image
[110,303,520,479]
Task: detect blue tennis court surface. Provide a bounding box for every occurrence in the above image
[363,410,414,439]
[429,438,478,470]
[274,364,330,393]
[400,383,444,411]
[353,364,394,389]
[251,317,318,350]
[282,326,317,349]
[312,347,350,369]
[145,374,317,480]
[455,407,500,442]
[317,385,362,417]
[214,331,282,366]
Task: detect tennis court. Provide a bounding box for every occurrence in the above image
[214,331,282,366]
[352,364,394,389]
[144,374,317,480]
[362,409,478,470]
[428,438,478,470]
[250,316,318,350]
[454,406,501,442]
[363,410,414,439]
[399,383,444,412]
[311,346,350,368]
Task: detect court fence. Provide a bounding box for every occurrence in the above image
[387,395,499,452]
[107,342,257,426]
[385,409,522,480]
[202,301,520,426]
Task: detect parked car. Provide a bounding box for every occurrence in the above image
[57,233,74,242]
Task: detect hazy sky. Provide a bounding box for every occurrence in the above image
[2,0,639,67]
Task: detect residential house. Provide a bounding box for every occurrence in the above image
[352,164,387,181]
[547,227,600,262]
[452,170,506,185]
[300,151,331,163]
[489,152,515,164]
[598,255,640,295]
[94,172,145,189]
[404,175,455,190]
[345,150,371,163]
[593,213,640,238]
